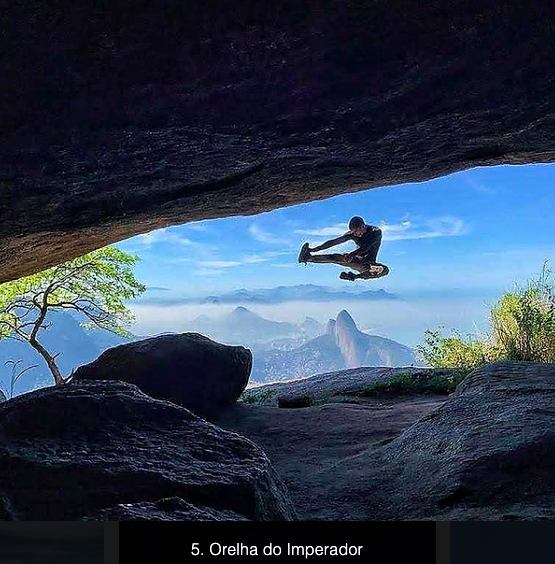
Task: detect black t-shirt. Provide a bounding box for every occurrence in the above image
[348,225,381,258]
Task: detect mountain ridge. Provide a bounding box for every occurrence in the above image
[251,310,419,383]
[138,284,398,305]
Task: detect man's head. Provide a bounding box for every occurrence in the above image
[348,216,366,237]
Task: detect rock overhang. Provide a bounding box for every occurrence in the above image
[1,1,554,283]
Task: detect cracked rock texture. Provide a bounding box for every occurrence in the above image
[0,381,296,521]
[1,1,555,282]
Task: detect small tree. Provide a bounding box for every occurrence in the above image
[0,247,146,386]
[416,327,501,371]
[417,262,555,371]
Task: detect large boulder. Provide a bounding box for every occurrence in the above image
[73,333,252,419]
[243,366,457,406]
[0,380,296,521]
[310,361,555,520]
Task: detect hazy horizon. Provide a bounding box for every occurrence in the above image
[129,292,496,349]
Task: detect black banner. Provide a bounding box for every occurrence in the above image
[120,522,435,562]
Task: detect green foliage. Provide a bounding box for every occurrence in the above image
[241,388,277,404]
[241,393,259,404]
[361,370,470,396]
[416,327,501,371]
[417,263,555,371]
[0,246,145,339]
[490,263,555,362]
[0,246,146,385]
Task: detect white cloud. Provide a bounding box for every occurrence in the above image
[193,269,224,276]
[477,249,528,257]
[294,223,349,237]
[184,221,210,231]
[131,227,196,248]
[463,176,495,195]
[159,257,195,264]
[271,263,296,268]
[198,260,241,268]
[292,217,466,244]
[264,250,297,257]
[242,255,270,263]
[380,217,466,241]
[129,297,493,349]
[248,224,288,245]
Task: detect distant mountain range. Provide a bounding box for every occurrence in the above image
[0,304,415,395]
[139,284,397,305]
[251,310,420,383]
[184,306,323,348]
[0,311,132,396]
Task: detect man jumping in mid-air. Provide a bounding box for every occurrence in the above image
[298,216,389,281]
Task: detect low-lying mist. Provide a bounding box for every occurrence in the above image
[130,294,494,348]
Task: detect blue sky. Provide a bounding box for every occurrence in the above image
[118,163,555,299]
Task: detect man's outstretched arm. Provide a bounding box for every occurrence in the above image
[311,233,352,252]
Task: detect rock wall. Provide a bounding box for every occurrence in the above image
[1,2,555,282]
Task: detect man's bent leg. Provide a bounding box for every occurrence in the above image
[358,263,389,279]
[308,253,351,267]
[346,258,370,275]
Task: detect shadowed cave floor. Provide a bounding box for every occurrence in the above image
[217,395,446,520]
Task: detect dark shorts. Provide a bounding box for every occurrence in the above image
[336,255,377,274]
[347,257,374,274]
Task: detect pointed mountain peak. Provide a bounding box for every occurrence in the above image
[335,309,358,330]
[229,306,258,318]
[326,319,336,336]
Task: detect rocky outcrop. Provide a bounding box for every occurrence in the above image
[0,380,296,521]
[228,361,555,520]
[301,316,324,335]
[218,395,447,519]
[325,319,337,336]
[333,310,416,368]
[87,498,248,521]
[310,361,555,520]
[244,365,457,406]
[1,2,555,283]
[0,389,5,403]
[73,333,251,419]
[333,310,366,367]
[186,306,299,347]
